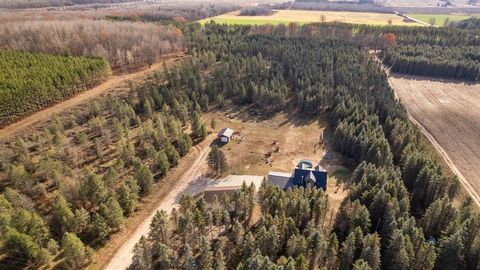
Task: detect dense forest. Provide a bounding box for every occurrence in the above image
[383,45,480,81]
[275,22,480,81]
[0,20,184,71]
[452,17,480,29]
[0,50,109,127]
[239,6,274,16]
[130,23,480,269]
[118,3,239,22]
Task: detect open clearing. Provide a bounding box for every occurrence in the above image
[408,13,476,26]
[100,105,350,270]
[390,75,480,206]
[203,105,350,212]
[200,9,423,26]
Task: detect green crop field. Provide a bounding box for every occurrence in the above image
[199,10,423,26]
[408,14,475,26]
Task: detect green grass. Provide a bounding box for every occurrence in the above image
[198,18,304,26]
[408,14,475,26]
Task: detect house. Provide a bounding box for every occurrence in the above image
[268,159,327,190]
[218,128,234,143]
[199,175,264,203]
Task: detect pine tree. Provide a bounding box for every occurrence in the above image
[360,233,381,270]
[99,196,124,230]
[207,145,227,174]
[198,236,214,270]
[340,232,357,270]
[80,171,108,206]
[214,244,227,270]
[210,118,216,130]
[118,183,137,216]
[435,230,465,270]
[131,236,152,270]
[165,142,180,166]
[62,233,89,268]
[181,244,197,270]
[51,195,75,237]
[154,150,170,176]
[385,230,410,270]
[135,163,154,195]
[191,112,205,139]
[353,259,373,270]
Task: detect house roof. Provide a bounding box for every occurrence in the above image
[204,175,264,192]
[218,128,234,138]
[268,171,293,189]
[305,171,316,183]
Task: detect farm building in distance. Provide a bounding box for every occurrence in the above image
[268,160,327,190]
[218,128,234,143]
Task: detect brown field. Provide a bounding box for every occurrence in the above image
[390,75,480,206]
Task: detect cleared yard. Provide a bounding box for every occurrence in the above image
[203,105,351,212]
[200,9,423,26]
[390,75,480,206]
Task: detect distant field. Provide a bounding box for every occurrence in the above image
[200,9,423,26]
[408,13,475,26]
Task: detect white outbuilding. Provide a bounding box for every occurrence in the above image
[218,128,234,143]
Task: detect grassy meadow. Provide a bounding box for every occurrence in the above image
[408,13,476,26]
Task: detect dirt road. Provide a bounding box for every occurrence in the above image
[101,139,211,270]
[0,54,184,142]
[389,75,480,207]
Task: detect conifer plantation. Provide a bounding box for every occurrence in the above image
[0,50,109,127]
[130,23,480,270]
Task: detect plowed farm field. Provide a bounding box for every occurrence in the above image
[390,75,480,206]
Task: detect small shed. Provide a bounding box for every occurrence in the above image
[218,128,234,143]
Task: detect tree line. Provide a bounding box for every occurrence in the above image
[0,20,184,72]
[0,0,139,9]
[451,17,480,30]
[0,50,109,127]
[383,45,480,81]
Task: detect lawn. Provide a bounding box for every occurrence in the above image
[199,9,424,26]
[408,13,475,26]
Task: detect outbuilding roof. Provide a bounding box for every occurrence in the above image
[218,128,234,138]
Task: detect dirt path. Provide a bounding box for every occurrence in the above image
[98,138,212,270]
[0,53,184,142]
[389,75,480,208]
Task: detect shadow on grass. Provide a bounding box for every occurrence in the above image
[331,166,352,188]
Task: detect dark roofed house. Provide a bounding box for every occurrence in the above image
[268,159,327,190]
[218,128,234,143]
